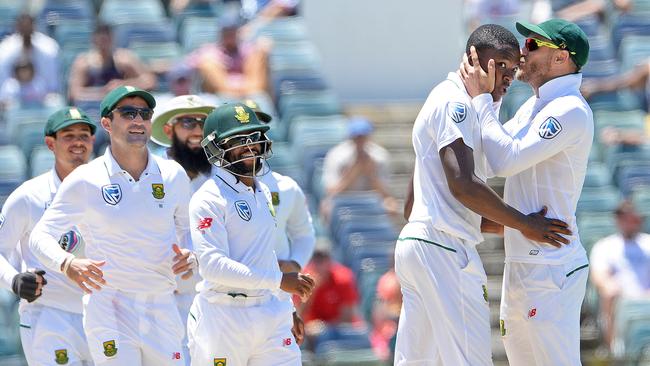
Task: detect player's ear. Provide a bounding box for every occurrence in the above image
[100,116,112,133]
[44,135,55,152]
[163,123,173,139]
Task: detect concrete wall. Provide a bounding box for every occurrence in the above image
[301,0,465,103]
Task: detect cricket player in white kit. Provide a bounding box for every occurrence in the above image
[248,99,316,345]
[461,19,593,365]
[0,107,96,365]
[394,24,572,366]
[29,86,196,366]
[151,94,216,366]
[187,103,315,366]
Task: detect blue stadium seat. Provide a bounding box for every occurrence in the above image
[98,0,166,25]
[29,145,54,178]
[112,21,177,48]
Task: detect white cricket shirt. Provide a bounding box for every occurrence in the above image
[190,167,282,297]
[403,72,489,245]
[473,73,594,264]
[258,171,315,269]
[30,148,191,294]
[0,169,84,313]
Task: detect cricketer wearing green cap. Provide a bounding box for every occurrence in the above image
[29,85,196,365]
[0,106,97,365]
[459,18,593,365]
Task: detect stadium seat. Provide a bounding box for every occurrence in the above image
[583,162,613,188]
[29,146,54,178]
[577,186,621,213]
[112,21,177,48]
[179,16,220,52]
[98,0,166,25]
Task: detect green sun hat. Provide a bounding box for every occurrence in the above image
[99,85,156,118]
[151,95,215,147]
[516,18,590,68]
[45,106,98,136]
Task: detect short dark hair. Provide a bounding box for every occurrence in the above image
[466,24,520,56]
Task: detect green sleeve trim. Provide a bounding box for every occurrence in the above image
[398,237,457,253]
[566,264,589,277]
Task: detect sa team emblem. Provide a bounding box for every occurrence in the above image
[500,319,506,336]
[482,284,488,303]
[235,200,252,221]
[214,357,227,366]
[234,106,250,123]
[55,349,69,364]
[271,191,280,206]
[539,117,562,139]
[103,340,117,357]
[102,184,122,205]
[152,183,165,199]
[447,102,468,123]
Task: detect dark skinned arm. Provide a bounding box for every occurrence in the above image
[440,138,570,247]
[404,173,414,221]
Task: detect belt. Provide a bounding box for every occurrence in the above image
[201,291,272,307]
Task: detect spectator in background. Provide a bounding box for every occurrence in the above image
[298,239,360,348]
[581,59,650,112]
[590,200,650,349]
[0,14,60,95]
[68,24,156,103]
[0,57,49,109]
[320,117,398,221]
[370,268,401,361]
[185,20,270,98]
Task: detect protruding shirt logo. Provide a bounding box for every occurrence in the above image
[59,230,82,254]
[447,102,468,123]
[235,200,252,221]
[539,117,562,139]
[152,183,165,199]
[102,184,122,205]
[103,340,117,357]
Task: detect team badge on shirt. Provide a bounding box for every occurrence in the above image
[214,358,226,366]
[271,191,280,206]
[538,117,562,139]
[197,217,213,230]
[447,102,468,123]
[500,319,506,336]
[103,340,117,357]
[54,349,68,364]
[234,106,250,123]
[152,183,165,199]
[58,230,82,254]
[102,184,122,205]
[482,284,488,303]
[235,200,252,221]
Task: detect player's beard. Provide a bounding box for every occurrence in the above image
[224,149,262,177]
[168,133,212,177]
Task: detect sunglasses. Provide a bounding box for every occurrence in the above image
[112,106,153,121]
[174,116,205,130]
[220,131,263,149]
[525,38,576,55]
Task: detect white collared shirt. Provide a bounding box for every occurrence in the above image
[30,148,192,294]
[190,167,282,297]
[258,171,315,269]
[0,169,84,313]
[473,73,594,264]
[403,72,489,245]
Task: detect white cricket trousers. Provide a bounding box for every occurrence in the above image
[83,289,185,365]
[187,291,301,366]
[20,304,93,366]
[394,230,492,366]
[500,259,588,366]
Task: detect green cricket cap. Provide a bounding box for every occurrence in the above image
[99,85,156,118]
[45,106,97,136]
[516,18,589,68]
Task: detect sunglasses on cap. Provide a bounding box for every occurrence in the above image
[525,38,576,55]
[220,131,263,149]
[174,116,205,130]
[112,106,153,121]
